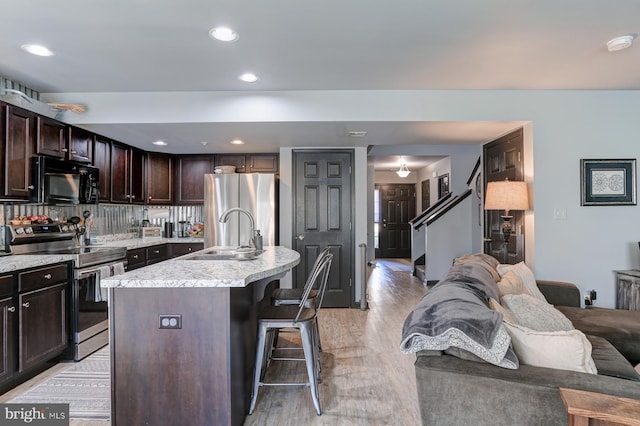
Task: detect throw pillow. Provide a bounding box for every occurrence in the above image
[501,293,574,332]
[497,262,547,302]
[504,322,597,374]
[496,270,530,298]
[488,297,517,324]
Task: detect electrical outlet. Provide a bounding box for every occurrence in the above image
[159,314,182,329]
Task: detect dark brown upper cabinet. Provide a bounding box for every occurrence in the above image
[175,155,214,205]
[2,104,35,200]
[67,126,93,163]
[146,152,174,205]
[35,119,93,164]
[214,154,278,173]
[111,143,145,204]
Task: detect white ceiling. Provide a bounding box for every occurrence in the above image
[1,0,638,168]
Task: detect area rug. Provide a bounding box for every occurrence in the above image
[9,347,110,421]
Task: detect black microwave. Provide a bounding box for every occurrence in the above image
[31,156,99,205]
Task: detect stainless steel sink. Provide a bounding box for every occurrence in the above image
[182,248,264,261]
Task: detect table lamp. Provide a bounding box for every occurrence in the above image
[484,179,529,263]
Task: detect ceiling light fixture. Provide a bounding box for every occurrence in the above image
[606,35,636,52]
[209,27,239,42]
[396,163,410,178]
[238,73,258,83]
[21,44,54,57]
[230,139,245,145]
[152,140,168,146]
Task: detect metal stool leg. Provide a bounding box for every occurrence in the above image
[249,323,268,414]
[300,323,321,415]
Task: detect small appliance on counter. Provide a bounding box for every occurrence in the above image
[164,222,174,238]
[0,225,12,256]
[177,220,190,238]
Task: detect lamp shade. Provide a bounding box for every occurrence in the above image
[396,163,410,178]
[484,180,529,214]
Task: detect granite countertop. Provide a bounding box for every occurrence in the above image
[101,246,300,289]
[0,237,205,274]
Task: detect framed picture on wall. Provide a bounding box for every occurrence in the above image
[580,159,636,206]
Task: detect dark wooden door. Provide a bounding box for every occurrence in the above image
[93,136,111,202]
[19,283,68,371]
[293,150,353,308]
[130,148,145,204]
[147,152,174,205]
[377,184,415,258]
[110,143,130,203]
[176,155,214,205]
[4,105,34,199]
[483,128,525,264]
[36,116,66,159]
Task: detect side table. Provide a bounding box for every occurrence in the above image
[614,270,640,311]
[560,387,640,426]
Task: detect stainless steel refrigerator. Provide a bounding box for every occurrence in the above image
[203,173,276,248]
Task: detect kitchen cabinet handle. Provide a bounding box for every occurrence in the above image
[71,150,77,154]
[22,302,30,308]
[154,250,160,254]
[132,254,139,259]
[28,185,35,190]
[131,195,136,199]
[62,148,68,152]
[7,306,15,313]
[188,247,192,252]
[43,273,52,279]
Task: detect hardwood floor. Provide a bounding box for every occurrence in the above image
[244,259,428,425]
[0,259,429,426]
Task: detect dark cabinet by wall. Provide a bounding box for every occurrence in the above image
[126,248,146,271]
[2,104,35,200]
[176,155,214,205]
[145,244,168,265]
[147,152,174,205]
[111,143,145,204]
[93,136,112,202]
[0,275,16,384]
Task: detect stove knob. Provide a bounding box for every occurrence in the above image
[61,225,68,231]
[24,227,33,234]
[14,227,24,235]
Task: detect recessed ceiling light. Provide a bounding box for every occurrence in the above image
[230,139,245,145]
[606,35,636,52]
[209,27,239,42]
[152,140,168,146]
[238,73,258,83]
[21,44,54,57]
[348,131,367,137]
[200,141,209,146]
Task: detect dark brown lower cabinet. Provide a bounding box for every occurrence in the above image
[0,262,70,394]
[168,242,204,258]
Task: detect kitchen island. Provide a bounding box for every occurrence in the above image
[101,246,300,426]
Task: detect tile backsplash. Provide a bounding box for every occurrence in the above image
[2,203,202,236]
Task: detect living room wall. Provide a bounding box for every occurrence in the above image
[55,89,640,307]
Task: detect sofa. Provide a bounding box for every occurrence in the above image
[400,253,640,426]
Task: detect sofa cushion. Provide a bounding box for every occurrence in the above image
[401,274,518,369]
[497,262,548,302]
[488,297,517,324]
[501,293,574,332]
[497,270,530,298]
[504,322,597,374]
[587,335,640,382]
[557,306,640,365]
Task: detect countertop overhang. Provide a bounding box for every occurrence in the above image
[101,246,300,288]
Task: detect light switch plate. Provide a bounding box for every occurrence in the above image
[553,207,567,220]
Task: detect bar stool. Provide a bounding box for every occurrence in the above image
[270,247,331,353]
[249,252,333,416]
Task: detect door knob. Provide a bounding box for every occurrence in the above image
[297,234,305,240]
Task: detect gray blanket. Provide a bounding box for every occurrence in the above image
[400,257,518,369]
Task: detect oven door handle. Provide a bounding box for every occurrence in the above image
[75,260,128,280]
